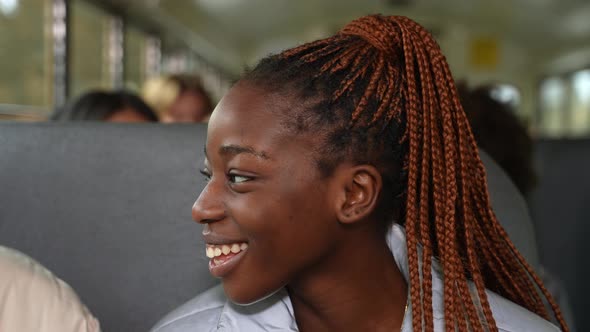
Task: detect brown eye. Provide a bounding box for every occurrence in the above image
[228,173,252,184]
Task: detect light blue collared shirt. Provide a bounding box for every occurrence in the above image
[152,225,560,332]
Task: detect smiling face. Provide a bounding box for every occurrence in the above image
[193,83,347,304]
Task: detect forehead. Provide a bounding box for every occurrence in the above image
[206,83,307,157]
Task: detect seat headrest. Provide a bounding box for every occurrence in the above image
[479,149,539,268]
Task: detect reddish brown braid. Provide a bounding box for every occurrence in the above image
[243,14,568,332]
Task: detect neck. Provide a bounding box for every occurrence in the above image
[287,227,408,332]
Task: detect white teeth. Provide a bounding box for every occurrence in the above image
[206,247,215,258]
[206,242,249,259]
[213,258,221,265]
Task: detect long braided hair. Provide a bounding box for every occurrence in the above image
[242,14,567,332]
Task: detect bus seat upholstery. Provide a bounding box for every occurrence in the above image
[530,139,590,332]
[0,122,573,331]
[0,123,215,332]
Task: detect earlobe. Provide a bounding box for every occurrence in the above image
[335,165,382,224]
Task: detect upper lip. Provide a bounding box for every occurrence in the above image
[202,232,248,245]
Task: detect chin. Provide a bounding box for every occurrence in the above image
[223,282,285,306]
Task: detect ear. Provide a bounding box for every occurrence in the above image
[333,164,382,224]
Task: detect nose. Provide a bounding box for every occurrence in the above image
[192,182,225,224]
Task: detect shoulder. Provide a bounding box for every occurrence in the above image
[150,284,227,332]
[486,290,561,332]
[427,259,559,332]
[0,246,101,332]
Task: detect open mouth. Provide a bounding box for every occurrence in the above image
[206,242,248,277]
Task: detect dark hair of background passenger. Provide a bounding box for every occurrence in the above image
[458,84,537,198]
[51,90,159,122]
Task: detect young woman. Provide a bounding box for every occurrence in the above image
[152,15,567,332]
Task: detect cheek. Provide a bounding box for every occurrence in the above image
[221,163,338,304]
[231,175,336,270]
[232,170,334,241]
[223,188,336,304]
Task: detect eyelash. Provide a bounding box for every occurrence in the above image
[199,169,212,181]
[199,169,253,185]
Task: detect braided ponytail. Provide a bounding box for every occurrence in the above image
[244,14,568,332]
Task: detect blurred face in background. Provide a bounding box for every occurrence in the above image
[163,91,211,123]
[105,107,152,123]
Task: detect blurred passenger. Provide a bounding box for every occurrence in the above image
[51,90,158,122]
[459,83,536,197]
[142,74,213,123]
[0,246,101,332]
[460,83,576,331]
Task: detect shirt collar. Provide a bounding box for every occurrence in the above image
[219,223,417,331]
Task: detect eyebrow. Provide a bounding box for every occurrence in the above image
[203,144,270,160]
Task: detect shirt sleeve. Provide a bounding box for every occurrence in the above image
[0,246,102,332]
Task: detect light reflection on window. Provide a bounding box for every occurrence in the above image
[490,84,521,109]
[539,78,568,137]
[0,0,18,16]
[570,70,590,136]
[538,69,590,138]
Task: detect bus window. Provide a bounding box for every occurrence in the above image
[570,69,590,136]
[539,77,568,137]
[0,0,52,120]
[70,0,113,98]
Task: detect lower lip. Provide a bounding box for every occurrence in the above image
[208,249,247,278]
